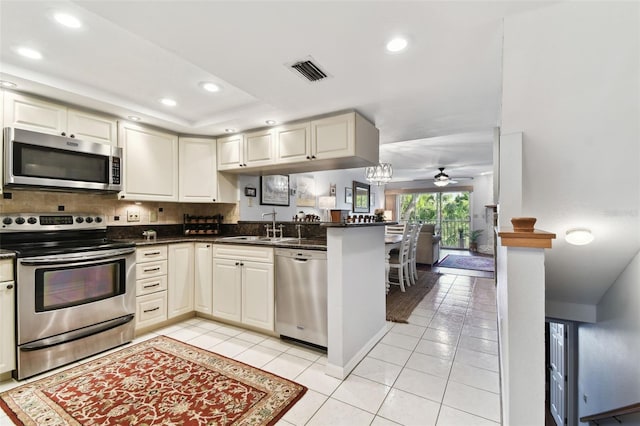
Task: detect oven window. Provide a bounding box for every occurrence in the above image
[35,260,125,311]
[14,142,109,183]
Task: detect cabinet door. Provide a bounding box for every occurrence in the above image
[3,91,66,135]
[118,122,178,201]
[244,129,274,167]
[311,112,355,160]
[168,243,194,319]
[275,122,312,164]
[136,291,168,330]
[194,243,213,315]
[241,261,274,331]
[0,280,15,374]
[217,134,244,170]
[67,108,117,145]
[212,258,242,322]
[179,137,217,202]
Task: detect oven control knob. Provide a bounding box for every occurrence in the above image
[75,217,84,223]
[85,217,94,223]
[95,216,103,223]
[15,217,25,225]
[2,217,12,225]
[27,217,37,224]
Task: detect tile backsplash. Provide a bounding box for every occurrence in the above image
[0,189,239,225]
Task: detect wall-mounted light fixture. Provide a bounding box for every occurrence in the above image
[565,228,594,245]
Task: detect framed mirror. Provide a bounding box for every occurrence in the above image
[352,181,370,213]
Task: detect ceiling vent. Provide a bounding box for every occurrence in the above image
[288,57,330,82]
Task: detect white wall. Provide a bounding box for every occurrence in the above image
[577,250,640,424]
[237,168,384,221]
[501,1,640,309]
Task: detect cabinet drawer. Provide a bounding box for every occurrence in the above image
[136,275,167,296]
[0,260,13,282]
[212,245,274,263]
[136,291,167,329]
[136,260,167,279]
[136,245,168,263]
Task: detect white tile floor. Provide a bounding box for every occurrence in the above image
[0,273,500,426]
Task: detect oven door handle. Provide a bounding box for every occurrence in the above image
[19,247,136,266]
[19,314,135,351]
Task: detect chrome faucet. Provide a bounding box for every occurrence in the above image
[261,208,278,239]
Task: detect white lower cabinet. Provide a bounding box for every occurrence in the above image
[135,245,168,330]
[168,243,194,318]
[0,259,15,374]
[194,243,213,315]
[212,245,274,332]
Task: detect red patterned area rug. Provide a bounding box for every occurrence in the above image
[437,254,494,272]
[0,336,307,425]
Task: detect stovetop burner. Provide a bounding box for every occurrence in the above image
[0,213,134,257]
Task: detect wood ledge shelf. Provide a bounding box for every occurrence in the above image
[497,227,556,249]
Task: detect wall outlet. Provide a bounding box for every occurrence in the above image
[150,210,158,222]
[127,209,140,222]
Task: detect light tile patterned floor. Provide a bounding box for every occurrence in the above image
[0,274,500,426]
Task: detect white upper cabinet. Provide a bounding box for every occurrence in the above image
[3,91,117,145]
[244,128,275,167]
[118,122,178,202]
[217,134,244,170]
[217,130,274,171]
[218,111,379,174]
[311,112,355,160]
[274,121,312,164]
[179,137,237,203]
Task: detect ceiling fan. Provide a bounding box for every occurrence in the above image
[433,167,472,187]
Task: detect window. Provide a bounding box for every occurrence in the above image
[398,191,471,248]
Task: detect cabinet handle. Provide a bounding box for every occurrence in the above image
[306,155,311,159]
[70,134,75,138]
[206,244,210,247]
[311,155,316,159]
[143,282,160,289]
[144,251,161,256]
[235,262,240,266]
[6,284,13,290]
[143,267,161,272]
[61,132,66,136]
[212,198,216,202]
[240,262,244,266]
[143,306,160,313]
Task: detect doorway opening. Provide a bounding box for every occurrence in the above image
[546,320,578,426]
[397,191,471,249]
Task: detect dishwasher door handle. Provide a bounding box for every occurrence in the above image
[293,258,309,262]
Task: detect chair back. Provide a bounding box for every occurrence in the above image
[399,224,412,261]
[386,223,406,235]
[409,223,422,256]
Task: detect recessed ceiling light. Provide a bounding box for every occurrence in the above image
[386,37,408,53]
[128,115,141,121]
[16,47,42,60]
[54,12,82,28]
[265,120,277,125]
[199,82,221,93]
[160,98,177,107]
[0,80,17,88]
[225,128,236,133]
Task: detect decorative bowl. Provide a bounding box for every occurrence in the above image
[511,217,536,232]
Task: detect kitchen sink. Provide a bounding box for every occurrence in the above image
[219,236,300,244]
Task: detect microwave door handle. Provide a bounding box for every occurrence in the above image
[20,247,135,266]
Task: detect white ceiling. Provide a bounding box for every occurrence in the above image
[0,0,552,183]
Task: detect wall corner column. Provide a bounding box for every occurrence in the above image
[496,225,555,426]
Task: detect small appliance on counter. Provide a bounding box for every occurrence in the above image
[183,214,223,235]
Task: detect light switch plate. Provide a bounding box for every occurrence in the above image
[127,209,140,222]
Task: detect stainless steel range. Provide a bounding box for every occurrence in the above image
[0,213,136,380]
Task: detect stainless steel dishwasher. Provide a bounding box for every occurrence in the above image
[275,248,328,348]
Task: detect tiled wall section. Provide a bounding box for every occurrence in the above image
[0,189,239,225]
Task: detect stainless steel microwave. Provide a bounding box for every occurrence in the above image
[3,127,122,192]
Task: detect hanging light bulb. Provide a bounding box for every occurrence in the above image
[365,163,393,186]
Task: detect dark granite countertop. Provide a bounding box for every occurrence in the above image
[322,222,389,227]
[118,235,327,250]
[0,250,16,259]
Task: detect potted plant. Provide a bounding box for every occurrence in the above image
[468,229,483,252]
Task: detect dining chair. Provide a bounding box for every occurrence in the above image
[385,223,405,235]
[408,223,422,285]
[387,224,412,292]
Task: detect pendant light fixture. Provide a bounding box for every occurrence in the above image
[365,163,393,186]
